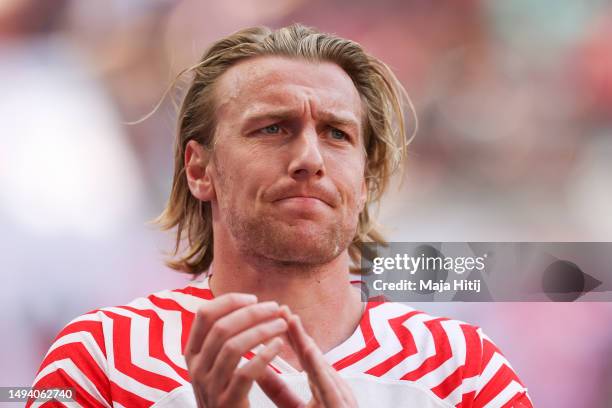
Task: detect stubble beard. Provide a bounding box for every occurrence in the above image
[225,205,358,267]
[213,154,359,269]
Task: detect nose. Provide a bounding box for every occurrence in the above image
[287,126,325,180]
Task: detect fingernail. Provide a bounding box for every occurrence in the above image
[290,315,300,329]
[273,318,288,329]
[261,301,279,310]
[279,305,291,317]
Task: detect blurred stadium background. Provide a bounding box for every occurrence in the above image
[1,0,611,406]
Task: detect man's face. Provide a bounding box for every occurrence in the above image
[202,56,367,265]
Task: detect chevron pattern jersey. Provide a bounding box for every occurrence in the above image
[28,276,533,407]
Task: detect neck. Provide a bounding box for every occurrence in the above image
[208,229,364,370]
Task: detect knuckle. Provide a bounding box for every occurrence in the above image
[196,306,207,319]
[225,293,244,307]
[188,359,206,377]
[263,322,281,336]
[303,343,317,357]
[253,303,278,319]
[189,365,207,386]
[234,367,252,382]
[195,372,209,386]
[221,338,241,356]
[196,308,210,327]
[210,321,231,338]
[253,326,271,340]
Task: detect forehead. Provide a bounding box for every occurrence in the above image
[213,56,363,126]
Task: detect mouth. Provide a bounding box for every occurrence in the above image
[274,195,332,208]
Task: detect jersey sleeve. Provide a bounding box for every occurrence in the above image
[26,311,113,408]
[464,328,533,408]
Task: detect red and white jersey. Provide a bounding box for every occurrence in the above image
[29,276,533,407]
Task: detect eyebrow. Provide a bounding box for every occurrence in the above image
[240,107,361,133]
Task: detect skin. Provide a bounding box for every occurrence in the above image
[184,56,366,407]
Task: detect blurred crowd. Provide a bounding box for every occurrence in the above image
[1,0,611,407]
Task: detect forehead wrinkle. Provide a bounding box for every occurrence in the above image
[241,86,361,125]
[214,56,364,132]
[239,88,309,122]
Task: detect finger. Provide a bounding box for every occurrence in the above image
[258,366,305,408]
[185,293,257,358]
[209,317,288,396]
[326,365,356,405]
[224,337,284,405]
[289,314,344,407]
[280,307,309,369]
[308,375,324,405]
[284,313,312,371]
[305,350,343,407]
[199,301,281,372]
[279,305,299,350]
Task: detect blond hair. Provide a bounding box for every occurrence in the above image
[155,23,415,277]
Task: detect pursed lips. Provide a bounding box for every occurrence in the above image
[274,194,333,207]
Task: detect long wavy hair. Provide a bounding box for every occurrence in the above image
[154,23,415,277]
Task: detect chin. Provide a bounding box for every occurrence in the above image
[268,225,343,263]
[227,209,356,265]
[253,223,351,265]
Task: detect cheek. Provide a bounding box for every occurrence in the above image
[217,157,273,208]
[331,161,366,210]
[211,151,244,208]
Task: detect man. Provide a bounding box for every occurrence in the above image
[29,24,533,407]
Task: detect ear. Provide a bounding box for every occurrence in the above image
[185,140,215,202]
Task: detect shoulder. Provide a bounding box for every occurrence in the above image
[356,301,533,407]
[95,280,214,323]
[359,301,484,377]
[29,280,212,407]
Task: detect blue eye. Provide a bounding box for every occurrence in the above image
[261,124,281,134]
[331,128,347,140]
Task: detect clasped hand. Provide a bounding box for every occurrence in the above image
[184,293,358,408]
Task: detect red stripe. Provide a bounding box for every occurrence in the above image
[500,391,533,408]
[456,391,475,408]
[101,310,182,392]
[331,301,384,371]
[365,310,422,376]
[432,366,463,399]
[172,286,214,300]
[119,305,191,382]
[36,342,112,405]
[479,337,525,385]
[110,380,154,407]
[53,320,107,359]
[148,294,195,354]
[27,368,107,408]
[453,325,483,406]
[401,317,452,381]
[36,315,106,377]
[462,325,482,379]
[473,364,522,407]
[481,338,503,374]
